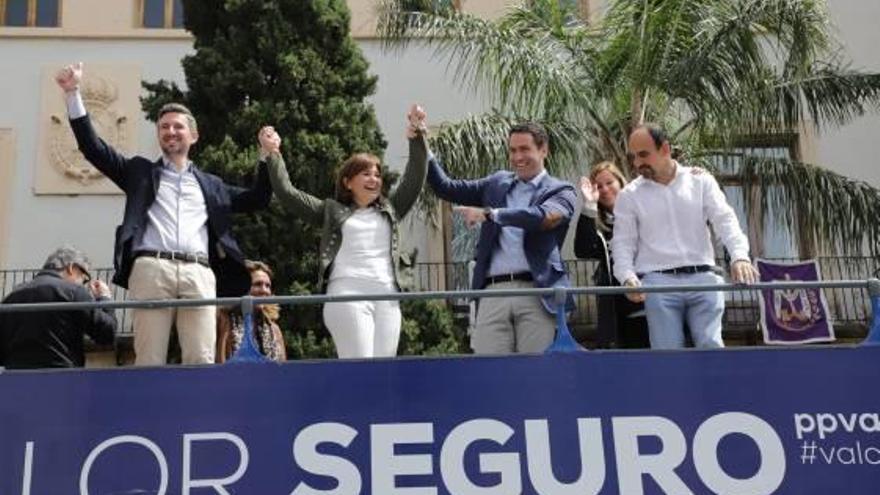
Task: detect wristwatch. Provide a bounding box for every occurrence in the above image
[483,207,494,222]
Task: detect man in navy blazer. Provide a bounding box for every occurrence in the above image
[427,122,576,354]
[56,62,271,366]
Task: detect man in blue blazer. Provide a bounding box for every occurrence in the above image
[56,62,272,366]
[427,122,576,354]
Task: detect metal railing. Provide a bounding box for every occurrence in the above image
[411,257,880,331]
[1,279,880,362]
[3,256,879,340]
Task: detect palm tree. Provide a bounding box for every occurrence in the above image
[378,0,880,257]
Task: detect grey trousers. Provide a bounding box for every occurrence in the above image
[472,280,556,354]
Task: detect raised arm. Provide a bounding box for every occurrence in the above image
[226,161,272,214]
[58,62,128,188]
[260,126,325,224]
[390,136,428,217]
[226,128,275,213]
[390,104,429,217]
[573,176,607,259]
[426,155,491,207]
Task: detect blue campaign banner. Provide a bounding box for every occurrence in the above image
[2,347,880,494]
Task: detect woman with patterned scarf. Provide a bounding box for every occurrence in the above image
[216,260,286,362]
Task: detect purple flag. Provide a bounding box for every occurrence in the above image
[756,259,835,344]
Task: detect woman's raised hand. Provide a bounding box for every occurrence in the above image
[579,176,599,205]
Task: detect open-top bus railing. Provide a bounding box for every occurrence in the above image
[2,279,879,365]
[3,280,880,493]
[5,255,880,336]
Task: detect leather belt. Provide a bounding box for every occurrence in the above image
[655,265,713,275]
[485,272,533,285]
[135,250,210,267]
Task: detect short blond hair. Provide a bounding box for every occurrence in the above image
[589,161,629,232]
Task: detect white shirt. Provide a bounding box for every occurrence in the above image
[329,207,395,285]
[133,159,209,256]
[611,162,750,284]
[66,91,210,256]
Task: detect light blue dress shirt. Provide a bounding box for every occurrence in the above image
[487,170,548,277]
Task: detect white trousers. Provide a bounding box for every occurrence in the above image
[323,278,401,359]
[128,256,217,365]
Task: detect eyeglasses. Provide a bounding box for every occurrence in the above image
[73,263,92,285]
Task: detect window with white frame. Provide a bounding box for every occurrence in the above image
[703,135,801,259]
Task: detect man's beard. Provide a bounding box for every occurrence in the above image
[638,165,655,179]
[161,141,187,157]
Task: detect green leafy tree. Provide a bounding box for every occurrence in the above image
[379,0,880,256]
[399,299,470,355]
[142,0,387,355]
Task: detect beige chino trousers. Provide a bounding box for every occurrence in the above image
[128,256,217,365]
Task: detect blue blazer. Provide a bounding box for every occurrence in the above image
[427,156,576,312]
[70,115,272,297]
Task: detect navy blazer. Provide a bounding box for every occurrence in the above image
[70,115,272,296]
[427,156,577,312]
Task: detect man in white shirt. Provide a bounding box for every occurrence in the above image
[611,124,758,349]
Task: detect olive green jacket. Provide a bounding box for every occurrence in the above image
[267,135,428,291]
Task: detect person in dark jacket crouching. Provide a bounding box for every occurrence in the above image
[0,246,117,369]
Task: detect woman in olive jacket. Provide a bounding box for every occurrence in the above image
[261,105,428,358]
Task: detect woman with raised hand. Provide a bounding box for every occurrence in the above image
[574,161,650,349]
[261,105,428,358]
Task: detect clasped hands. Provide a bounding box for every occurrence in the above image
[258,126,282,159]
[406,103,427,139]
[259,103,426,160]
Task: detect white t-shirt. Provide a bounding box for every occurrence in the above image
[329,207,395,285]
